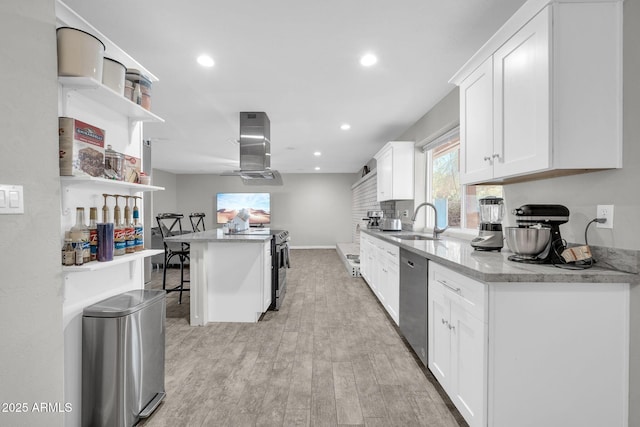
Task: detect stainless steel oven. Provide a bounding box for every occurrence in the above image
[270,229,290,310]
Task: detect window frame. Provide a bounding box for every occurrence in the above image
[423,126,496,238]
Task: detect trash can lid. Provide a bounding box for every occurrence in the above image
[83,289,166,318]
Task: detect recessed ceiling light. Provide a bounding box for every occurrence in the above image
[197,54,215,67]
[313,151,322,156]
[360,53,378,67]
[340,123,351,131]
[315,167,320,171]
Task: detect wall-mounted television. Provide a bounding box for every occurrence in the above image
[216,192,271,226]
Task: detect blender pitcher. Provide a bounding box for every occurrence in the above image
[471,197,505,251]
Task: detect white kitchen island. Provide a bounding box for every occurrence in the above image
[165,229,272,325]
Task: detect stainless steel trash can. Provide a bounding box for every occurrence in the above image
[82,289,166,427]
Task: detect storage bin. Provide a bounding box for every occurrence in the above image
[57,27,105,80]
[82,290,166,427]
[102,57,126,95]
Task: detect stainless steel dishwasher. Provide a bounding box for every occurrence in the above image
[399,248,428,366]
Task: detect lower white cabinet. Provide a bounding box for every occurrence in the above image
[429,262,630,427]
[360,234,399,325]
[429,263,487,427]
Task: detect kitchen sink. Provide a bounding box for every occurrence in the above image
[390,234,436,241]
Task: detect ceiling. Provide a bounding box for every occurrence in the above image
[63,0,526,175]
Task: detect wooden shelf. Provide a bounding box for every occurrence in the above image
[62,249,164,272]
[59,76,164,123]
[60,175,164,192]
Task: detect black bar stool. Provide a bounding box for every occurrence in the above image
[156,213,190,304]
[189,212,206,232]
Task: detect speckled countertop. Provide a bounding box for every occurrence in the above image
[362,229,637,284]
[164,228,272,243]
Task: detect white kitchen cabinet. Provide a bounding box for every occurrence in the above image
[429,262,630,427]
[429,263,487,427]
[452,0,622,185]
[360,233,400,325]
[262,240,272,311]
[374,141,414,201]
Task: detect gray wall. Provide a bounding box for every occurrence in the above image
[395,88,461,228]
[0,0,64,425]
[151,168,178,219]
[161,173,356,247]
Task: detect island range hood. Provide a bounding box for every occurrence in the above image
[223,112,283,185]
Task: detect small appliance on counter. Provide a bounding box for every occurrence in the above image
[471,196,505,251]
[363,210,383,229]
[380,217,402,231]
[505,204,570,264]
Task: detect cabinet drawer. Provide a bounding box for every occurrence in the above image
[430,263,485,320]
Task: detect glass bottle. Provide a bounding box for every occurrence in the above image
[74,239,84,266]
[113,205,126,256]
[89,207,98,262]
[133,199,143,252]
[70,207,90,263]
[124,196,135,254]
[62,238,74,266]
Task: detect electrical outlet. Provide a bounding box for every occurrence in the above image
[597,204,614,229]
[402,210,409,217]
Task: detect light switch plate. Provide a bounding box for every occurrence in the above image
[0,185,24,214]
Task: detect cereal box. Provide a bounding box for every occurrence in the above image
[58,117,105,177]
[124,155,141,183]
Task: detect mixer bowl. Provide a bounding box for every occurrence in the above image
[505,226,551,257]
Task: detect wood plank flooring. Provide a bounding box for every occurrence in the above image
[142,249,467,427]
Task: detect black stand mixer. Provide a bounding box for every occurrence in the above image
[507,204,570,264]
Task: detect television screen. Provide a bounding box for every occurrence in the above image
[216,192,270,225]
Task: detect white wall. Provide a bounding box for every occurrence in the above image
[0,0,64,425]
[169,173,356,247]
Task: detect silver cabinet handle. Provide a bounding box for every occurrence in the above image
[406,260,414,268]
[386,250,397,256]
[483,156,491,161]
[441,318,448,326]
[438,280,461,294]
[492,153,500,159]
[448,324,456,332]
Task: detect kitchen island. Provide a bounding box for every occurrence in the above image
[165,229,272,325]
[361,229,637,427]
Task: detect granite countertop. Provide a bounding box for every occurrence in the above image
[362,229,637,284]
[164,228,272,243]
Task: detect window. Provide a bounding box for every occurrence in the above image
[426,127,502,231]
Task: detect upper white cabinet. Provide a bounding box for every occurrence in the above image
[374,141,414,201]
[452,0,622,185]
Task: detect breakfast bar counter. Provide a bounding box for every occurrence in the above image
[165,229,272,325]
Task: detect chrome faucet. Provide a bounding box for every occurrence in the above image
[411,202,449,239]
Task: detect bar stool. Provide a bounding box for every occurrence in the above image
[189,212,206,232]
[156,213,190,304]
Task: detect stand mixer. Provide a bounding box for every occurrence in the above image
[471,197,505,251]
[506,204,570,264]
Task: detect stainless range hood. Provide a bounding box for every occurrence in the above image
[223,112,282,185]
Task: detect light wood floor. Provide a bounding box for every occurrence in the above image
[142,249,466,427]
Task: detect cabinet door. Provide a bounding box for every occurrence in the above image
[450,302,486,427]
[428,282,452,393]
[263,241,272,311]
[460,57,494,185]
[386,254,399,325]
[376,148,393,201]
[493,7,550,179]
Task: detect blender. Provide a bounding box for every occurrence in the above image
[471,196,505,251]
